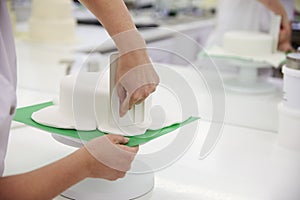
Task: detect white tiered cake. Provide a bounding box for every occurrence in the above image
[223,31,274,57]
[204,30,286,94]
[206,30,285,67]
[29,0,76,43]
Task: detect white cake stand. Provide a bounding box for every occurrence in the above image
[52,134,155,200]
[224,59,275,94]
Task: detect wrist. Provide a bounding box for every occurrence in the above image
[112,29,147,56]
[120,49,151,68]
[76,147,96,178]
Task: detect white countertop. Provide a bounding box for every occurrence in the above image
[5,97,300,199]
[6,53,300,199]
[8,64,299,200]
[4,85,300,200]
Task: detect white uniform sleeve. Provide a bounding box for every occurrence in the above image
[0,0,17,176]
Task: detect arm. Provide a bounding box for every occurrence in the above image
[78,0,135,35]
[1,1,141,199]
[0,148,89,200]
[0,135,138,200]
[79,0,159,117]
[259,0,288,17]
[259,0,293,51]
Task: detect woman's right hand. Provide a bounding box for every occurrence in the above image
[278,15,294,52]
[80,134,139,181]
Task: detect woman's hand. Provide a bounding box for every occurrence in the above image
[116,49,159,117]
[278,18,294,52]
[82,134,139,180]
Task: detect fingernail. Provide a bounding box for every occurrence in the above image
[124,137,129,143]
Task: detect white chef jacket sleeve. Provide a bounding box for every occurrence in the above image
[0,0,17,176]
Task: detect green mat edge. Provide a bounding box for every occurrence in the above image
[13,101,200,147]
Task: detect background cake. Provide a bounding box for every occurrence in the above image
[205,30,285,67]
[223,31,274,57]
[28,0,76,43]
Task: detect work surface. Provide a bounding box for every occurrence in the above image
[10,50,299,200]
[5,89,300,200]
[6,106,300,200]
[10,51,300,200]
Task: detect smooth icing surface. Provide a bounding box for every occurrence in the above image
[32,71,182,136]
[223,31,273,57]
[29,0,76,42]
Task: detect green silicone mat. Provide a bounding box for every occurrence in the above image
[13,102,200,147]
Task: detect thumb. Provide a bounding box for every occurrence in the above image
[106,134,129,145]
[119,93,130,117]
[117,83,131,117]
[117,84,128,117]
[117,84,126,106]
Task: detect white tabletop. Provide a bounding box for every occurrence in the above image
[5,88,300,200]
[5,46,300,198]
[5,105,300,199]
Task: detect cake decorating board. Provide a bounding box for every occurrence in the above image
[13,102,200,147]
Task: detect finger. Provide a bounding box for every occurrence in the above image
[117,171,126,179]
[128,87,150,108]
[135,99,145,105]
[119,144,139,154]
[107,170,126,181]
[129,84,156,106]
[116,84,129,117]
[106,134,129,144]
[142,84,157,99]
[117,84,126,106]
[146,83,157,93]
[128,91,143,109]
[119,94,131,117]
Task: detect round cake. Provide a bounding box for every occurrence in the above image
[223,31,273,57]
[31,72,153,135]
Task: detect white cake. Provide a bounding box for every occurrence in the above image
[29,0,76,43]
[31,71,154,135]
[205,30,286,67]
[223,31,273,57]
[31,66,184,136]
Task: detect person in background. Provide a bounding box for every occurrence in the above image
[205,0,294,52]
[0,0,159,199]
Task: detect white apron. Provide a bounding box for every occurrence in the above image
[0,0,17,176]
